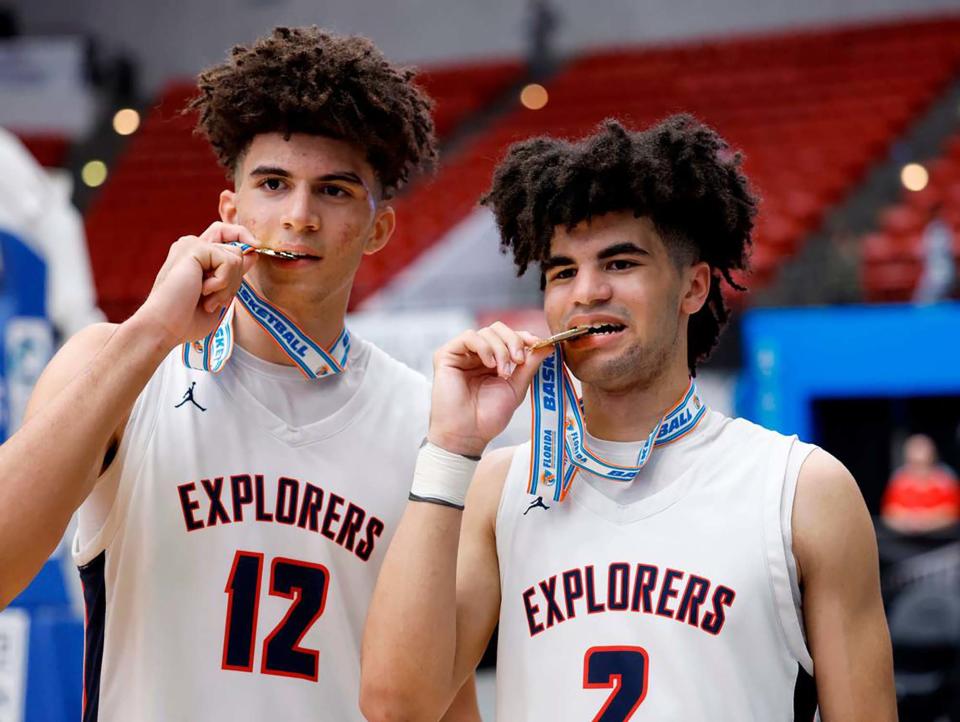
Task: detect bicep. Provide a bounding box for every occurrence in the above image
[793,449,896,722]
[24,323,117,419]
[451,448,508,687]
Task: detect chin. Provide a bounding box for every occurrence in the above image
[566,352,626,384]
[567,345,666,391]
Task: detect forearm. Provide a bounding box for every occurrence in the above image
[0,314,172,606]
[362,500,464,720]
[440,676,482,722]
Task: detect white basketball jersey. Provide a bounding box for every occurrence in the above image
[71,337,429,721]
[495,409,818,721]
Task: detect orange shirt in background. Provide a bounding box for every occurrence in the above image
[881,466,960,526]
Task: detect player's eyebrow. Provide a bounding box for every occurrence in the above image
[542,242,650,270]
[248,166,366,186]
[541,254,576,271]
[317,171,366,186]
[596,242,650,260]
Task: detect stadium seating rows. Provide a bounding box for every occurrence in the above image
[352,16,960,305]
[83,18,960,318]
[862,131,960,301]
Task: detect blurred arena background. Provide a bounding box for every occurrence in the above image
[2,0,960,719]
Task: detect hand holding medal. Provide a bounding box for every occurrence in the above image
[135,221,260,349]
[426,323,585,459]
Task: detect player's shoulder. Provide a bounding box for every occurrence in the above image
[716,410,797,446]
[795,447,858,506]
[703,411,822,476]
[792,447,873,583]
[477,444,520,478]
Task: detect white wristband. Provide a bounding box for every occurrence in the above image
[409,442,480,510]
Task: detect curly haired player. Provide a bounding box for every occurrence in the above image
[362,116,897,721]
[0,26,475,721]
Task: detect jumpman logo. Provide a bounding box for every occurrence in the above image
[524,496,550,515]
[174,382,206,412]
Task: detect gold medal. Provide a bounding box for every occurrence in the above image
[531,326,590,350]
[245,247,312,260]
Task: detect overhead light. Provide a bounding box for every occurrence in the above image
[900,163,929,192]
[520,83,549,111]
[81,160,108,188]
[112,108,141,136]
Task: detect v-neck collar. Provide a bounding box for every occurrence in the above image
[212,338,378,447]
[565,410,723,524]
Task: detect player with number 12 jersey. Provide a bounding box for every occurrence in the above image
[1,26,442,722]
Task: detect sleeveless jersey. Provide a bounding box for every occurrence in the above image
[71,337,429,721]
[495,409,818,721]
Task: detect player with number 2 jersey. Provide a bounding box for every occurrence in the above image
[362,117,898,721]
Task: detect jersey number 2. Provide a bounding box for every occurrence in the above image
[222,550,330,682]
[583,646,649,721]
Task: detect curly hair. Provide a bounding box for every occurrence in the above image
[189,26,437,198]
[481,115,757,372]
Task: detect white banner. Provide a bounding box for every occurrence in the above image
[0,608,29,722]
[0,37,96,136]
[5,318,54,434]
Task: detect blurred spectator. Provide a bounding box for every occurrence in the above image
[913,203,957,304]
[882,434,960,533]
[0,6,19,38]
[527,0,559,76]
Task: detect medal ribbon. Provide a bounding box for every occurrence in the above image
[528,345,706,502]
[181,244,349,379]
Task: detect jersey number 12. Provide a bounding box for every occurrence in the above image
[221,550,330,682]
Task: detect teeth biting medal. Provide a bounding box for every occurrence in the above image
[531,326,590,350]
[244,246,313,260]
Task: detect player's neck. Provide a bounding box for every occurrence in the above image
[579,362,692,443]
[233,287,350,367]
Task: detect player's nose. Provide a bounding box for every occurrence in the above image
[570,265,613,306]
[281,185,321,233]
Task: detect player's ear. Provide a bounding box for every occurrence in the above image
[680,261,711,316]
[219,189,238,224]
[219,160,244,223]
[363,205,396,256]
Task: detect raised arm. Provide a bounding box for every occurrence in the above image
[793,449,898,721]
[361,323,551,721]
[0,223,257,608]
[361,446,509,721]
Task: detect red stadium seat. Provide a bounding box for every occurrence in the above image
[84,17,960,313]
[862,124,960,301]
[365,16,960,307]
[13,133,70,168]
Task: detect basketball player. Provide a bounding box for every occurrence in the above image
[361,116,897,720]
[0,26,479,721]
